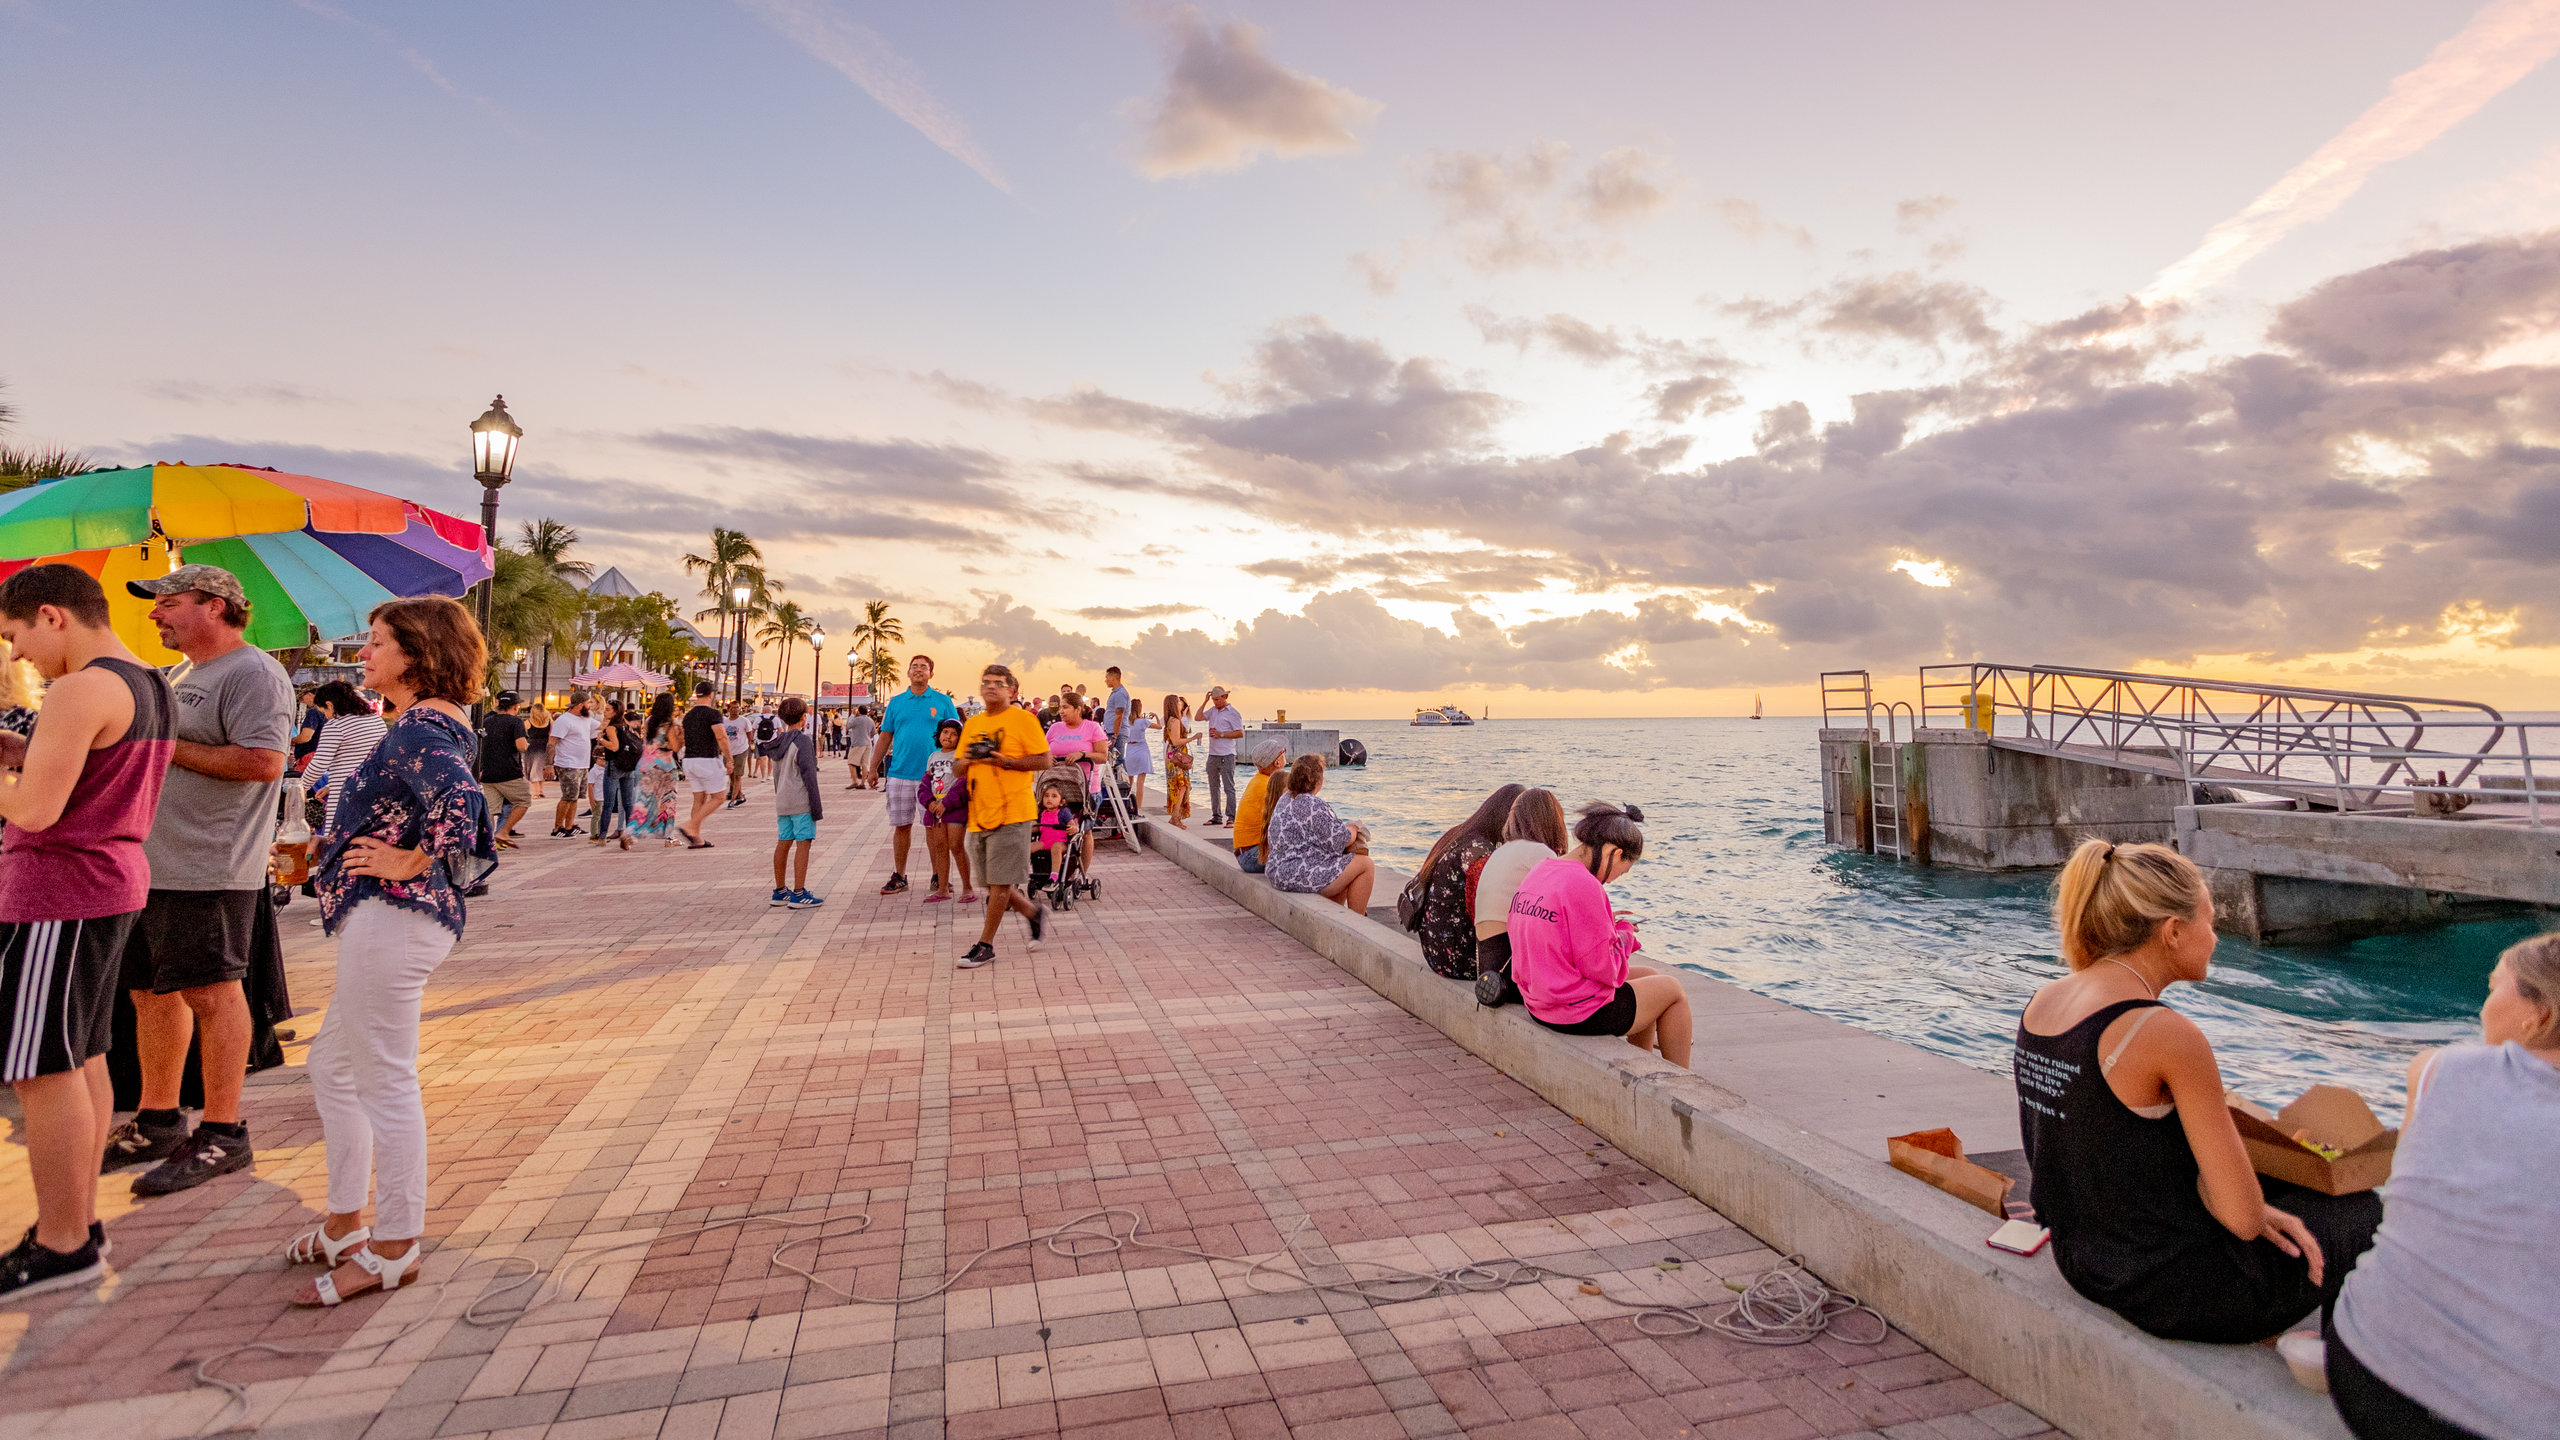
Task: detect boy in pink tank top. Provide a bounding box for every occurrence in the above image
[0,564,176,1299]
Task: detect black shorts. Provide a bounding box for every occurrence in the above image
[121,889,261,995]
[2,913,139,1081]
[1531,982,1639,1037]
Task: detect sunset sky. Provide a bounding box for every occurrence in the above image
[9,1,2560,716]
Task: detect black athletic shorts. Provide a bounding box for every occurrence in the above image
[121,888,261,995]
[1531,982,1639,1037]
[2,912,140,1081]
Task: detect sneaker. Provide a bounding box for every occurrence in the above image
[788,890,825,910]
[770,887,792,907]
[1025,905,1045,951]
[101,1114,188,1173]
[130,1127,253,1196]
[16,1222,108,1259]
[957,941,996,968]
[0,1232,101,1301]
[879,873,910,895]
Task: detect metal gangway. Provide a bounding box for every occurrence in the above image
[1888,663,2554,828]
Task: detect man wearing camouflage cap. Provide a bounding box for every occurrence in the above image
[103,565,294,1196]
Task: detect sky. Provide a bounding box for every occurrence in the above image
[7,1,2560,716]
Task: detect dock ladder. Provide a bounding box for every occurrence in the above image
[1871,702,1915,860]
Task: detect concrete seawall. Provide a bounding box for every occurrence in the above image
[1133,815,2350,1440]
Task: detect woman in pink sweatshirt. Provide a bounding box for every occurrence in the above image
[1507,802,1693,1068]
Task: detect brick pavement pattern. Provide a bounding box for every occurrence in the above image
[0,785,2066,1440]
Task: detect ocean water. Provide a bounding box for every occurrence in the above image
[1298,715,2543,1121]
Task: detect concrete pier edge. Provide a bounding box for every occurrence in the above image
[1134,815,2350,1440]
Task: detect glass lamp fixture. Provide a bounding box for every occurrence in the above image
[470,396,522,485]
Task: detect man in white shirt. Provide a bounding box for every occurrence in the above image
[723,704,752,807]
[547,691,597,838]
[1199,685,1245,827]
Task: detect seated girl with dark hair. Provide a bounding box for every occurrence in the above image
[2014,839,2379,1344]
[1506,803,1692,1068]
[1404,782,1524,979]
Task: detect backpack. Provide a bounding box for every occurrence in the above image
[755,715,777,743]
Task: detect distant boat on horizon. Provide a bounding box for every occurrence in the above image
[1411,703,1476,727]
[1751,693,1763,720]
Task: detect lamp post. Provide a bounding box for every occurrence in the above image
[809,626,826,708]
[730,582,751,706]
[468,396,522,645]
[512,647,527,694]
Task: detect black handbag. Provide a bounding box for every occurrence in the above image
[1473,933,1516,1008]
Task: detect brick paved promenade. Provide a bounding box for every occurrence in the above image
[0,784,2064,1440]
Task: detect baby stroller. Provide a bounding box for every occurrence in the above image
[1030,763,1102,912]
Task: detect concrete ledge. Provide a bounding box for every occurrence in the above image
[1138,816,2347,1440]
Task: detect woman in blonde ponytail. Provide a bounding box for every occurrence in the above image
[2013,839,2380,1343]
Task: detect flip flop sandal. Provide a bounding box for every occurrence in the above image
[297,1241,419,1307]
[285,1223,370,1268]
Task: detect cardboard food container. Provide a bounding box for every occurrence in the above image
[2224,1085,2397,1195]
[1887,1128,2015,1218]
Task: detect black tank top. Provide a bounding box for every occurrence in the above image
[2014,998,2222,1303]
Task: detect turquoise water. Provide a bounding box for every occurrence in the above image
[1301,716,2543,1121]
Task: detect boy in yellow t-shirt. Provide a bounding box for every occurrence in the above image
[1230,740,1285,874]
[957,664,1051,969]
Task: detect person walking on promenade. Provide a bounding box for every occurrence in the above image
[634,692,683,846]
[1198,685,1244,827]
[304,682,388,838]
[2325,933,2560,1440]
[924,716,973,903]
[0,564,175,1300]
[1045,694,1109,875]
[545,692,596,837]
[845,702,878,788]
[1120,699,1155,814]
[1161,694,1194,829]
[1510,803,1693,1068]
[2013,839,2377,1343]
[522,704,551,800]
[955,664,1047,970]
[290,596,493,1307]
[106,565,293,1196]
[722,702,751,806]
[1229,740,1284,873]
[758,696,826,910]
[1403,783,1526,980]
[1104,666,1130,762]
[871,655,959,896]
[677,682,728,848]
[1264,753,1375,913]
[591,700,641,850]
[477,692,531,847]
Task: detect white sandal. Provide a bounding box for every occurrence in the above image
[298,1242,419,1307]
[285,1224,370,1268]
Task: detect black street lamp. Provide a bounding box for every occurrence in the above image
[469,395,523,645]
[730,582,751,705]
[809,625,826,706]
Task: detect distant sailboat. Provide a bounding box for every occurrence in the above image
[1750,693,1763,720]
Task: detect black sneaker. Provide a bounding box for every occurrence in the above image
[1025,905,1045,951]
[880,873,910,895]
[0,1231,101,1301]
[131,1127,253,1196]
[101,1114,188,1173]
[18,1222,107,1259]
[957,942,996,969]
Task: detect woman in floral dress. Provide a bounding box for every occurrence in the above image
[631,691,682,845]
[290,597,494,1308]
[1403,783,1525,980]
[1161,693,1194,829]
[1264,754,1377,913]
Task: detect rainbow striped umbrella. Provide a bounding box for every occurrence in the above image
[0,464,408,556]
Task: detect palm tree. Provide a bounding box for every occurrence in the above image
[484,545,582,696]
[681,527,766,696]
[755,600,817,699]
[862,648,901,699]
[517,518,589,697]
[850,599,903,700]
[0,383,95,492]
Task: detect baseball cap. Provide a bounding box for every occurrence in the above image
[126,564,250,607]
[495,690,520,707]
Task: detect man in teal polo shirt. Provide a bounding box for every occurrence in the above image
[869,653,959,895]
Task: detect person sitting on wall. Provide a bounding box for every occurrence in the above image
[1229,741,1285,874]
[1262,753,1373,913]
[2013,839,2380,1343]
[1473,787,1568,994]
[1507,803,1692,1068]
[1401,783,1525,980]
[2322,932,2560,1440]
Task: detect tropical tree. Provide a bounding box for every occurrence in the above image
[483,545,582,695]
[681,527,768,691]
[0,383,95,491]
[849,599,903,698]
[516,518,589,694]
[862,647,901,698]
[755,600,817,698]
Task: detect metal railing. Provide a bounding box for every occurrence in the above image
[1911,663,2549,827]
[1819,670,1874,730]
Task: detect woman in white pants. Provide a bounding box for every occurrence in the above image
[290,597,493,1306]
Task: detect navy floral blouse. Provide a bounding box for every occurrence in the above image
[315,704,493,939]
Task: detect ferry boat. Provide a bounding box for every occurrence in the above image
[1410,704,1475,726]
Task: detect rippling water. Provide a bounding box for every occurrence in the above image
[1299,715,2540,1120]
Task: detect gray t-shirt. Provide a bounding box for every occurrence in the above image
[146,643,295,891]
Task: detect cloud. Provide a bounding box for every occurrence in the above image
[1074,604,1203,620]
[634,428,1017,508]
[1576,147,1678,223]
[290,0,516,131]
[2144,0,2560,302]
[1728,272,1999,353]
[735,0,1012,195]
[1408,142,1683,273]
[1036,235,2560,676]
[1468,309,1744,422]
[1896,195,1958,230]
[1712,198,1814,248]
[2269,229,2560,370]
[1131,6,1381,178]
